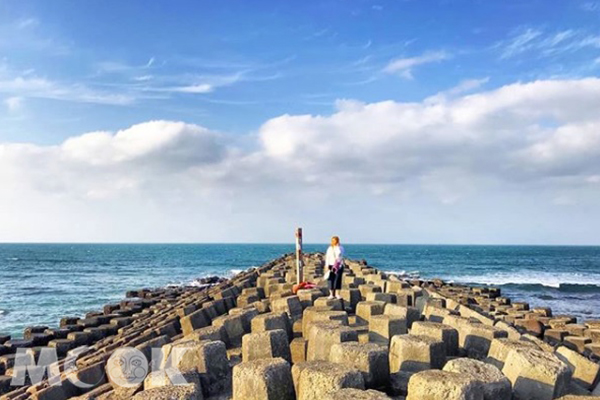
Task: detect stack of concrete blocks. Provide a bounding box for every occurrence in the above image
[3,252,600,400]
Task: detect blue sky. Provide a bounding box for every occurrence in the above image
[2,0,599,142]
[1,0,600,243]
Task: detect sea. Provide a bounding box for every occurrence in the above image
[1,244,600,338]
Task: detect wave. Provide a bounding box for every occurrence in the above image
[446,271,600,293]
[384,270,420,279]
[499,283,600,293]
[0,309,7,316]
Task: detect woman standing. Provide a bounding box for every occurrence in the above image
[325,236,345,299]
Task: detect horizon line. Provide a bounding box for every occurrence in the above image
[1,242,600,247]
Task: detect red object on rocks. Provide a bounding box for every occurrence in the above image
[293,282,317,294]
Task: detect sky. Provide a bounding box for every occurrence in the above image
[1,0,600,244]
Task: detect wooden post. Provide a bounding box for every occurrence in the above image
[295,227,303,284]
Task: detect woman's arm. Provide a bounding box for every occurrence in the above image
[336,245,344,263]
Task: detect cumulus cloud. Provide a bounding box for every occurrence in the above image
[1,78,600,242]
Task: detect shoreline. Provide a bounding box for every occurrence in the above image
[0,252,599,399]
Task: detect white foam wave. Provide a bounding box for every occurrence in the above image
[444,271,600,288]
[187,281,211,288]
[384,270,420,279]
[229,269,243,277]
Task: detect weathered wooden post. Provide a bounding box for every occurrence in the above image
[295,227,303,284]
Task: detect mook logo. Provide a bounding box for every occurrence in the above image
[9,345,190,389]
[106,348,149,388]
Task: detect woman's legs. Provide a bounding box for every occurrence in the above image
[328,268,335,298]
[332,268,343,298]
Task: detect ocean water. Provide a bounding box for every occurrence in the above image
[1,244,600,338]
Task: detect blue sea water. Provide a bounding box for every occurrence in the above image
[1,244,600,338]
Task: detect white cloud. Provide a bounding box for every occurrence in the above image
[4,96,23,112]
[2,78,600,242]
[499,28,543,59]
[383,51,450,79]
[425,78,489,103]
[0,74,136,105]
[497,27,600,59]
[173,84,214,94]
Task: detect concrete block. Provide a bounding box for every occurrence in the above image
[161,340,231,397]
[502,347,571,400]
[406,370,483,400]
[302,308,348,337]
[339,289,362,312]
[411,321,459,356]
[358,285,382,299]
[212,314,246,347]
[389,334,445,373]
[307,322,358,361]
[462,323,508,359]
[180,309,211,336]
[182,325,228,344]
[484,338,538,370]
[356,301,385,325]
[443,358,511,400]
[293,361,365,400]
[271,296,303,320]
[384,304,421,329]
[233,358,295,400]
[132,384,201,399]
[242,329,291,363]
[556,345,600,390]
[251,312,292,340]
[324,388,392,399]
[368,315,407,345]
[329,342,389,389]
[291,337,308,364]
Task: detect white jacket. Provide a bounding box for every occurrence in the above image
[325,245,344,267]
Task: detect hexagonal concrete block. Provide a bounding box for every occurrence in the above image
[314,297,344,310]
[233,357,295,400]
[484,338,538,370]
[384,304,421,329]
[389,334,445,373]
[242,329,291,363]
[368,315,407,345]
[291,337,308,364]
[212,314,246,347]
[329,342,389,389]
[443,358,511,400]
[292,360,365,400]
[251,312,292,340]
[272,296,303,320]
[302,308,349,337]
[307,322,358,361]
[356,301,386,325]
[411,321,459,356]
[462,323,508,359]
[161,339,231,397]
[181,309,211,336]
[502,347,571,400]
[406,370,483,400]
[556,345,600,390]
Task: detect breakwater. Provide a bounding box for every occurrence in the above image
[0,252,599,399]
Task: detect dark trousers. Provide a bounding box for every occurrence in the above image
[327,265,344,290]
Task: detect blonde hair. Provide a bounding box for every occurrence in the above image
[331,236,340,246]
